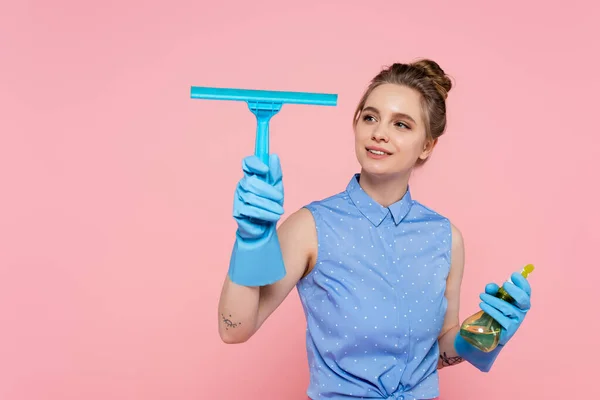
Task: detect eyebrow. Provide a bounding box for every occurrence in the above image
[362,106,417,124]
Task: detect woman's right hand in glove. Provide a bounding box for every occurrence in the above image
[233,154,285,241]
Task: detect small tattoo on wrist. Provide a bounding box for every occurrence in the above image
[221,313,241,330]
[440,351,464,366]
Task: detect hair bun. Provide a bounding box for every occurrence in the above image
[410,59,452,99]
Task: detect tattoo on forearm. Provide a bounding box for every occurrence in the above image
[439,352,464,367]
[221,313,241,330]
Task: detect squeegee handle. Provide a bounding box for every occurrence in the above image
[255,118,269,166]
[248,102,281,180]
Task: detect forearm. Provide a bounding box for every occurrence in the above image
[437,326,464,369]
[217,276,260,343]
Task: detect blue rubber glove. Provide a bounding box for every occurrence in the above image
[454,333,503,373]
[480,272,532,346]
[455,271,532,372]
[228,154,286,286]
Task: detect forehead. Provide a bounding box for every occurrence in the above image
[364,83,423,121]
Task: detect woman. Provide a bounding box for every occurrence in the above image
[218,59,533,399]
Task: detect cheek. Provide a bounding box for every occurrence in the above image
[392,133,426,152]
[391,135,415,151]
[353,127,363,152]
[353,125,370,143]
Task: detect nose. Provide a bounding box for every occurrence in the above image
[372,126,389,143]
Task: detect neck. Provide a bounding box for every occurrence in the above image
[358,169,411,208]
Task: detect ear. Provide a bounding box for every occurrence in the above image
[418,138,438,161]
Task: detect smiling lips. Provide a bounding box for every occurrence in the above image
[366,146,392,159]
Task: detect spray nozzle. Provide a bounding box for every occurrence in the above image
[521,264,535,278]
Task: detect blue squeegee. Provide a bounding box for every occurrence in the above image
[190,85,338,286]
[190,86,338,165]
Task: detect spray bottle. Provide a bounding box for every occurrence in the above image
[459,264,535,352]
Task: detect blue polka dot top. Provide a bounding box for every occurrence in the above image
[296,174,452,400]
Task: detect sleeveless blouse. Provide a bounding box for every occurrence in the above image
[296,174,452,399]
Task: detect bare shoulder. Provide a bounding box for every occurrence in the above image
[450,222,464,253]
[277,207,318,278]
[278,207,317,249]
[449,222,465,278]
[279,206,315,231]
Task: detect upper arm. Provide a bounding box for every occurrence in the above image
[438,222,465,338]
[254,207,317,331]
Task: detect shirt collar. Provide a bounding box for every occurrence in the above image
[346,174,413,227]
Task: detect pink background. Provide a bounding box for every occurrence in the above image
[1,1,598,399]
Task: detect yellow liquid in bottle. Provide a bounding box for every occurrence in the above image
[459,264,534,353]
[459,310,502,352]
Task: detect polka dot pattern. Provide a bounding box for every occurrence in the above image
[296,174,451,400]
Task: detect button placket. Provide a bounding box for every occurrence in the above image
[378,214,405,388]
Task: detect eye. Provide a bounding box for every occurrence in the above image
[395,121,411,129]
[362,114,377,123]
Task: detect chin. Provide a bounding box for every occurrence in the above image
[358,155,412,180]
[358,157,394,177]
[361,163,388,176]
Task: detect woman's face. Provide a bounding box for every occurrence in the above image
[354,83,435,178]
